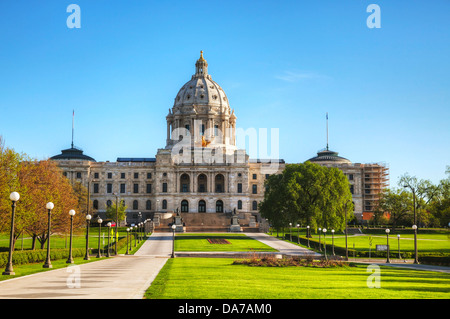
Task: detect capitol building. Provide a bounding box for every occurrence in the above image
[51,52,388,230]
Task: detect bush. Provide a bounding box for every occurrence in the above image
[418,256,450,266]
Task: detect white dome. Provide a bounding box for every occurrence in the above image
[172,51,230,115]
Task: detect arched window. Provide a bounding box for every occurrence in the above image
[162,199,167,210]
[106,200,112,208]
[252,200,258,211]
[146,200,152,210]
[215,174,225,193]
[93,200,99,210]
[198,200,206,212]
[181,200,189,212]
[133,200,138,210]
[216,200,223,213]
[237,200,242,210]
[198,174,207,193]
[180,173,190,193]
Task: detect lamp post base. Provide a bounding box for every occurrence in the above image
[66,258,74,264]
[42,263,53,269]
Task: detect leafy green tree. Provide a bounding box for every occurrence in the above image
[105,201,127,225]
[375,188,413,229]
[260,162,354,234]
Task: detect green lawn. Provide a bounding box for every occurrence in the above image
[145,257,450,299]
[174,233,277,252]
[278,229,450,255]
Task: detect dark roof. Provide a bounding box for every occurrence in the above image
[50,147,96,162]
[306,148,351,164]
[117,158,156,162]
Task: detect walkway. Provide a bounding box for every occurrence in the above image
[0,233,173,299]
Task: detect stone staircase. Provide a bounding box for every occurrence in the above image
[153,212,260,233]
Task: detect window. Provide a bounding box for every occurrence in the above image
[252,200,258,211]
[162,183,168,193]
[121,173,126,179]
[134,172,139,179]
[133,183,139,194]
[237,200,242,210]
[265,174,270,179]
[146,183,152,194]
[76,172,82,179]
[120,183,126,193]
[350,185,354,194]
[252,173,257,180]
[93,200,98,210]
[349,174,354,181]
[133,200,138,210]
[216,200,223,213]
[146,200,152,210]
[93,183,99,194]
[237,183,242,193]
[107,183,112,194]
[63,172,68,177]
[185,124,190,133]
[147,172,152,179]
[215,174,224,193]
[94,172,99,179]
[198,174,207,193]
[181,200,189,212]
[214,125,219,136]
[198,200,206,212]
[252,184,257,194]
[180,174,190,193]
[107,172,112,179]
[162,200,167,210]
[106,200,112,207]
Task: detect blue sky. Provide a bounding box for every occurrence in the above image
[0,0,449,186]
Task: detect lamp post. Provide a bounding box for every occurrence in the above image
[318,228,322,251]
[84,214,91,260]
[106,222,111,257]
[412,224,418,264]
[323,228,327,261]
[43,202,54,268]
[397,234,401,260]
[66,209,76,263]
[289,222,292,242]
[171,224,176,258]
[403,184,419,264]
[3,192,20,275]
[385,228,391,263]
[96,218,103,258]
[344,200,349,261]
[331,229,335,256]
[306,226,310,248]
[126,228,130,255]
[114,193,119,256]
[296,224,300,244]
[134,225,137,247]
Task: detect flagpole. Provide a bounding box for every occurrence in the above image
[71,110,74,148]
[326,112,329,150]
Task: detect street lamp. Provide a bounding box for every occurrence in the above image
[318,228,322,251]
[289,222,292,242]
[412,224,418,264]
[106,222,111,257]
[296,224,300,244]
[397,234,401,260]
[403,184,419,264]
[385,228,391,263]
[43,202,54,268]
[323,228,327,261]
[171,224,176,258]
[126,228,130,255]
[113,193,119,256]
[96,218,103,258]
[66,209,76,264]
[84,214,92,260]
[306,226,310,248]
[331,229,335,256]
[2,192,20,275]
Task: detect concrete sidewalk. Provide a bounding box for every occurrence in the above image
[0,233,173,299]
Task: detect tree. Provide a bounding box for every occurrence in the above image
[259,162,354,233]
[375,188,413,229]
[428,166,450,227]
[105,201,127,225]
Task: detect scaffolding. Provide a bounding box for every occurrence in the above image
[362,162,389,213]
